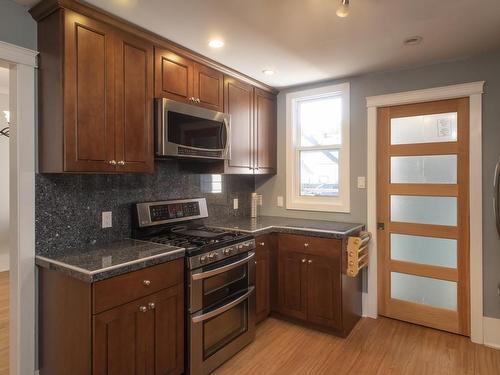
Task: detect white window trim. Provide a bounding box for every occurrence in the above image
[285,82,350,213]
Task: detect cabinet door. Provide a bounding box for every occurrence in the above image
[255,239,270,323]
[254,88,277,174]
[153,285,184,375]
[64,11,116,172]
[193,63,224,112]
[114,31,154,173]
[278,249,307,320]
[224,77,254,174]
[154,47,194,103]
[306,254,342,330]
[93,297,154,375]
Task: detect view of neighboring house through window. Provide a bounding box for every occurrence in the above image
[286,83,350,212]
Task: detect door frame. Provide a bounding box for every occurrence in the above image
[0,40,38,374]
[365,81,485,344]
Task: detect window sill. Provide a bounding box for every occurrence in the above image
[286,200,351,213]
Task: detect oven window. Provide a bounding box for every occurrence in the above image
[203,300,248,359]
[202,263,248,309]
[168,111,225,149]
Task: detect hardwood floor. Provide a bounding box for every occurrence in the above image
[0,272,8,375]
[214,317,500,375]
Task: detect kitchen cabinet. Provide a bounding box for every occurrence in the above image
[255,236,271,323]
[38,259,184,375]
[224,77,277,175]
[36,9,154,173]
[155,47,224,112]
[276,234,360,336]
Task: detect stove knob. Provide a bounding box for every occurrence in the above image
[223,248,231,256]
[238,245,244,250]
[200,255,208,264]
[208,252,218,260]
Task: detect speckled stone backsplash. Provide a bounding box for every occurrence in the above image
[35,160,255,256]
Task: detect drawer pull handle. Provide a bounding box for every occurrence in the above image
[304,243,309,247]
[142,280,151,286]
[139,305,147,313]
[148,302,156,310]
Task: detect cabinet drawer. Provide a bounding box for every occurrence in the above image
[93,259,183,314]
[279,234,341,257]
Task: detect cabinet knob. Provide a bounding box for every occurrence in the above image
[117,160,125,166]
[108,160,117,165]
[301,259,306,263]
[259,242,265,246]
[142,280,151,286]
[139,305,147,313]
[308,260,312,264]
[304,243,309,248]
[148,302,156,310]
[196,98,201,103]
[254,260,258,265]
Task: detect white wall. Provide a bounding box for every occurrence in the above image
[0,89,9,272]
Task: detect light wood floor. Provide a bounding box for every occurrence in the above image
[0,272,8,375]
[214,317,500,375]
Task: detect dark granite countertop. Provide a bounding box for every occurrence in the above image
[36,239,185,283]
[207,216,364,239]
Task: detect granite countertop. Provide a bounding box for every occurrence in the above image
[36,239,185,283]
[207,216,364,239]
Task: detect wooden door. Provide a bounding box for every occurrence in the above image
[114,31,154,173]
[377,98,469,335]
[255,238,270,323]
[153,285,184,375]
[306,254,341,330]
[278,248,307,320]
[254,88,277,174]
[193,63,224,112]
[64,11,116,172]
[93,297,154,375]
[224,77,254,174]
[155,47,194,103]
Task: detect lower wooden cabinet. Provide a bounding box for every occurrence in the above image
[254,236,271,323]
[276,234,361,337]
[38,259,184,375]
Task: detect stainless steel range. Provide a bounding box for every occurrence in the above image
[133,198,256,375]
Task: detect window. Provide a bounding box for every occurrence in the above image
[286,83,350,212]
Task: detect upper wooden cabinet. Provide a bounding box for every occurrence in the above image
[155,47,224,112]
[37,9,154,173]
[224,77,277,175]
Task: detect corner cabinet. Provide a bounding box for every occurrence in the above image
[224,77,277,175]
[36,9,154,173]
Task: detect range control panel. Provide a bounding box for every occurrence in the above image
[150,202,201,222]
[136,198,209,227]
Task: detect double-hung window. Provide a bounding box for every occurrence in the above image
[285,83,350,212]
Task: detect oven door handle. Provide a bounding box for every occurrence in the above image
[191,252,255,281]
[191,286,255,324]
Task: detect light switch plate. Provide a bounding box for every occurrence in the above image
[233,198,239,210]
[277,196,284,207]
[357,177,366,189]
[102,211,112,228]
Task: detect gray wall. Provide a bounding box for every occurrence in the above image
[0,0,36,50]
[256,49,500,319]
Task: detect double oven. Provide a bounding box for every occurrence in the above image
[188,245,256,375]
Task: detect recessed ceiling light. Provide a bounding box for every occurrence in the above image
[404,36,423,46]
[208,39,224,49]
[262,69,275,76]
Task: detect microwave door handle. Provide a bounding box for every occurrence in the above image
[191,252,255,281]
[494,158,500,236]
[191,287,255,323]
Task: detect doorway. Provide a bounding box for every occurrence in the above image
[376,98,470,335]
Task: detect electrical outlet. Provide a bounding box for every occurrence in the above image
[233,198,239,210]
[102,211,112,228]
[277,196,284,207]
[357,176,366,189]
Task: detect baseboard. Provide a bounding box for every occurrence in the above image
[483,317,500,350]
[0,252,8,272]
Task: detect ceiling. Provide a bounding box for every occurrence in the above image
[16,0,500,88]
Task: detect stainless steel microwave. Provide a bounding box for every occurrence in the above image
[155,98,230,160]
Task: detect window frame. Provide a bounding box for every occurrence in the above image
[285,83,350,213]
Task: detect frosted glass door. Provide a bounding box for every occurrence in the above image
[377,98,469,335]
